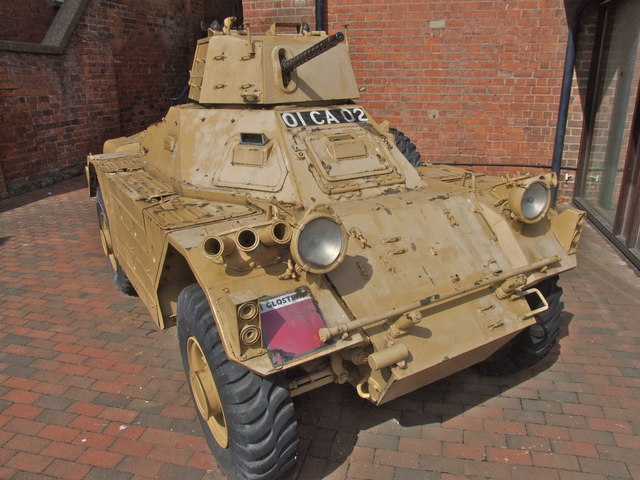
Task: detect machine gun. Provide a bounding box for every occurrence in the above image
[280,32,345,86]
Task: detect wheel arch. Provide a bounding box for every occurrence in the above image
[86,162,98,198]
[156,242,197,329]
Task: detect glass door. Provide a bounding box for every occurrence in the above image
[574,0,640,268]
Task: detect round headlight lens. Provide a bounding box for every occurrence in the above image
[521,181,549,220]
[508,179,550,223]
[292,216,347,273]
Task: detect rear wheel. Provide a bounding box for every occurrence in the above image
[177,284,299,480]
[477,276,564,375]
[390,127,422,166]
[95,187,136,296]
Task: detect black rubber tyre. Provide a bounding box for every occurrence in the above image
[390,127,422,167]
[95,187,136,296]
[177,284,299,480]
[477,276,564,376]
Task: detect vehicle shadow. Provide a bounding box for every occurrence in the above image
[292,310,573,479]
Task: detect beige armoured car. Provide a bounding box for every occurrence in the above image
[87,20,586,480]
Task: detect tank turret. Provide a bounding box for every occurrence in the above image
[188,20,359,105]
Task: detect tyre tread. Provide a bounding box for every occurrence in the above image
[477,276,564,376]
[177,284,298,480]
[390,127,422,166]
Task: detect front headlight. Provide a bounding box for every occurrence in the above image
[291,214,347,274]
[508,178,551,223]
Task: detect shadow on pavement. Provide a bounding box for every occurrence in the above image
[0,174,87,213]
[292,310,573,478]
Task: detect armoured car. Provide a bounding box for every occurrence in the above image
[87,19,586,480]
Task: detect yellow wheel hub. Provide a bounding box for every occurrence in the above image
[186,336,228,448]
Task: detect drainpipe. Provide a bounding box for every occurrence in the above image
[550,0,599,203]
[315,0,325,32]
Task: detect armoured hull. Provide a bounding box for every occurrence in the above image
[87,19,585,480]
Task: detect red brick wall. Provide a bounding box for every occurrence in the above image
[0,0,58,44]
[0,0,206,198]
[244,0,583,200]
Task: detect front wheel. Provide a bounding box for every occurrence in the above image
[177,284,299,480]
[477,276,564,375]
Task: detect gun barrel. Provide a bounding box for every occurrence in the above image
[281,32,345,79]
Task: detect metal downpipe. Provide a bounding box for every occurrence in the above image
[315,0,325,32]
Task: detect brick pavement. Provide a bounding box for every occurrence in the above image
[0,176,639,480]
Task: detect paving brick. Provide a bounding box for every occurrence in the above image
[526,423,572,441]
[568,427,616,446]
[69,415,109,433]
[484,418,527,435]
[40,441,86,461]
[504,408,546,424]
[5,451,54,474]
[37,424,81,443]
[77,448,125,469]
[374,448,420,469]
[421,425,463,443]
[551,439,599,458]
[82,466,133,480]
[117,456,164,478]
[557,472,609,480]
[2,403,44,420]
[355,431,399,450]
[531,451,581,470]
[4,433,50,454]
[595,444,640,465]
[111,437,155,458]
[578,456,632,477]
[5,418,46,436]
[511,465,561,480]
[418,454,465,476]
[463,459,513,479]
[587,417,634,434]
[443,442,486,461]
[486,446,532,465]
[147,444,193,466]
[43,459,92,480]
[545,413,590,429]
[189,451,218,472]
[2,389,40,404]
[507,434,552,453]
[347,462,395,480]
[298,456,330,480]
[613,433,640,450]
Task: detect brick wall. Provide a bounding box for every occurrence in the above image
[244,0,586,201]
[0,0,206,198]
[0,0,58,44]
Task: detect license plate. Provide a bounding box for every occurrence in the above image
[280,107,368,128]
[259,287,329,366]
